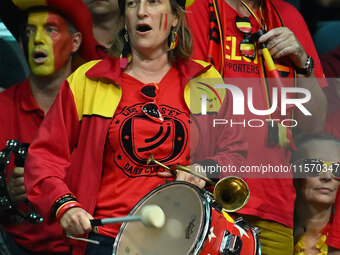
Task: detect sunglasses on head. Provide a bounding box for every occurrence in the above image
[292,158,340,180]
[235,15,256,60]
[140,83,164,123]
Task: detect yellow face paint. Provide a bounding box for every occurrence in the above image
[26,11,74,76]
[27,12,54,76]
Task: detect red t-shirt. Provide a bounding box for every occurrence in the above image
[187,0,325,228]
[94,66,196,238]
[187,0,324,79]
[0,80,69,253]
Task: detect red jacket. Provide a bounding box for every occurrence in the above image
[25,57,247,254]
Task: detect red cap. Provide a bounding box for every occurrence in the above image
[12,0,100,61]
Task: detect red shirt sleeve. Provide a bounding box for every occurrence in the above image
[24,81,80,222]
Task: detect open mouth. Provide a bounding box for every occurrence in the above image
[32,50,48,64]
[136,24,152,33]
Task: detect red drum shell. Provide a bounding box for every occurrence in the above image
[112,181,260,255]
[200,209,260,254]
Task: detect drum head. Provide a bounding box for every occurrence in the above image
[113,182,210,255]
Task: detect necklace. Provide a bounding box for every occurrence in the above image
[294,223,331,255]
[294,234,328,255]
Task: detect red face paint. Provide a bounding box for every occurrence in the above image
[47,12,74,73]
[27,11,74,76]
[164,13,168,31]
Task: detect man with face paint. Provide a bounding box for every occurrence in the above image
[24,10,81,104]
[0,0,97,254]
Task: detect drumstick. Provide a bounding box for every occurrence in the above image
[90,205,165,229]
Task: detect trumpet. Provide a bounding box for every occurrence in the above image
[147,154,249,212]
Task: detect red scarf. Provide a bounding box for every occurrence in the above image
[208,0,296,78]
[208,0,297,149]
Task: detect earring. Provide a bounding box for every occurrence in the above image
[167,28,178,50]
[120,28,132,68]
[123,29,129,43]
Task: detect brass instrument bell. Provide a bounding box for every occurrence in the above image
[147,154,249,212]
[213,176,249,212]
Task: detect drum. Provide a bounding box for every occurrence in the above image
[112,181,261,255]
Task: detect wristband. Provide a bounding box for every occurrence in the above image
[56,201,82,222]
[52,194,78,218]
[55,194,76,204]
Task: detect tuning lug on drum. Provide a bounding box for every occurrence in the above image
[219,230,243,255]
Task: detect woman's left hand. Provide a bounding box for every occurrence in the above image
[157,163,206,188]
[258,27,308,68]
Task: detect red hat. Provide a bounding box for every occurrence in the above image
[12,0,99,61]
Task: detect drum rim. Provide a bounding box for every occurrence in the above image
[250,226,261,255]
[112,181,212,255]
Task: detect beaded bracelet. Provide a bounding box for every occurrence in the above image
[52,194,78,218]
[55,194,76,204]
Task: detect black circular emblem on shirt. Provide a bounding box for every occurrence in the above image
[111,104,197,177]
